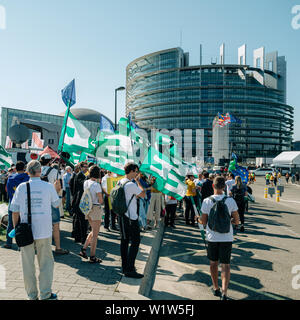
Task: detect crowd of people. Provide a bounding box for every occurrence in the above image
[265,170,300,186]
[1,154,256,301]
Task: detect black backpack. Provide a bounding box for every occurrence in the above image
[40,167,54,182]
[208,196,231,233]
[231,186,245,205]
[110,181,135,218]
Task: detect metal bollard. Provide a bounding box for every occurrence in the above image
[264,188,268,199]
[276,189,280,202]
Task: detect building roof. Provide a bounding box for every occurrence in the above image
[273,152,300,166]
[59,108,113,125]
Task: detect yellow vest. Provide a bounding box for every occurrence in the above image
[185,179,196,197]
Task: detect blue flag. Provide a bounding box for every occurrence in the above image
[100,115,115,132]
[232,166,248,184]
[128,112,139,130]
[61,79,76,108]
[230,114,242,124]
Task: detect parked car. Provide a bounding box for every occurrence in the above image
[252,168,273,176]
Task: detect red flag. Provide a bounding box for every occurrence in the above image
[31,132,44,149]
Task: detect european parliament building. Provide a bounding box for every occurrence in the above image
[126,45,294,162]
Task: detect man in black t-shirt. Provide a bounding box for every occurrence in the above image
[201,172,214,201]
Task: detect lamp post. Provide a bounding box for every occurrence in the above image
[115,86,126,130]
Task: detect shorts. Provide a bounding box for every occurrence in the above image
[52,206,61,224]
[85,205,103,221]
[207,242,232,264]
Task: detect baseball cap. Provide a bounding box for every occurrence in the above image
[41,153,52,160]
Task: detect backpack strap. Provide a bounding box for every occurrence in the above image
[122,180,135,219]
[26,182,32,226]
[209,196,216,203]
[221,196,228,203]
[43,167,53,178]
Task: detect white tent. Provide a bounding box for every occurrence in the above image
[273,151,300,167]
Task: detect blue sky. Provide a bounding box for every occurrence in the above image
[0,0,299,139]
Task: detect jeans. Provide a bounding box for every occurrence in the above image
[104,195,116,228]
[6,210,13,246]
[119,216,140,272]
[165,204,177,226]
[65,187,71,212]
[138,199,148,228]
[184,196,198,224]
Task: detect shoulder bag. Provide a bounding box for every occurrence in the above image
[15,182,34,247]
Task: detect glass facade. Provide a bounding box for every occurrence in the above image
[126,48,294,161]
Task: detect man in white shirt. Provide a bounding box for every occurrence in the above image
[225,173,235,196]
[119,163,145,278]
[201,176,239,301]
[11,160,62,300]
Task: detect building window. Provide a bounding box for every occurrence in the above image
[48,139,54,144]
[256,58,261,68]
[268,61,273,71]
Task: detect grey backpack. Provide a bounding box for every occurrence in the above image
[208,196,231,233]
[110,181,134,217]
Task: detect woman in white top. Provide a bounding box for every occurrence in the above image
[79,165,104,263]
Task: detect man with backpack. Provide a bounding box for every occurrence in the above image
[40,154,69,255]
[201,176,239,300]
[110,163,146,278]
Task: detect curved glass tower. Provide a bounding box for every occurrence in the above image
[126,47,294,162]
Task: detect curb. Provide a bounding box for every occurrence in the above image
[115,219,165,299]
[138,220,165,297]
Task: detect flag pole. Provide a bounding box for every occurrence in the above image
[59,99,71,154]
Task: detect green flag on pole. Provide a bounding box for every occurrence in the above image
[0,145,12,169]
[58,110,96,156]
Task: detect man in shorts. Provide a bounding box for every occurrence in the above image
[201,176,239,300]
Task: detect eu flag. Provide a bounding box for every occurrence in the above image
[100,115,115,132]
[61,79,76,108]
[230,114,242,124]
[232,166,248,184]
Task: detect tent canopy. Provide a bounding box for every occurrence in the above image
[272,151,300,166]
[39,146,60,159]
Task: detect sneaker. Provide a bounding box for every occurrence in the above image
[2,244,12,249]
[44,293,58,300]
[111,225,118,231]
[170,224,176,228]
[124,271,144,279]
[221,294,228,301]
[104,227,110,232]
[240,225,245,232]
[211,288,222,297]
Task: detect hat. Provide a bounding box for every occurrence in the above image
[41,153,52,160]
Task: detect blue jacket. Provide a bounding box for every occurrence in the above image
[7,172,30,203]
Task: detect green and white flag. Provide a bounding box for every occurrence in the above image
[58,110,96,156]
[0,145,13,169]
[95,117,147,175]
[139,146,187,200]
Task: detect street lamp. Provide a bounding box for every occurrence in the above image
[115,86,126,130]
